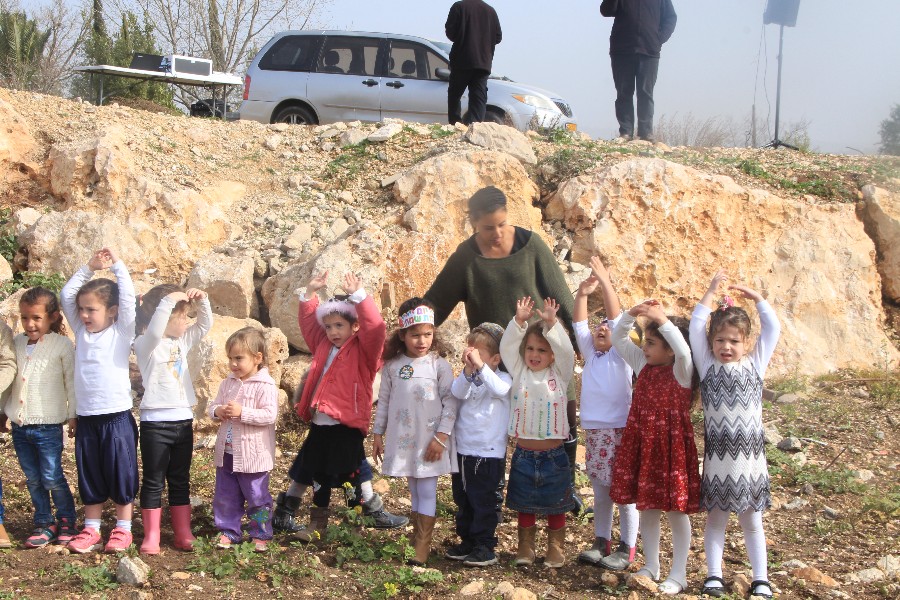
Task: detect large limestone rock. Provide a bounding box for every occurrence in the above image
[387,149,546,302]
[280,353,313,404]
[859,185,900,302]
[186,252,259,318]
[464,122,537,165]
[38,130,241,276]
[545,158,899,376]
[262,230,389,351]
[0,256,12,285]
[0,98,35,167]
[186,315,289,420]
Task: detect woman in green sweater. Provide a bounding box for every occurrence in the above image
[423,186,582,514]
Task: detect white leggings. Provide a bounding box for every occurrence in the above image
[705,508,768,582]
[640,510,691,588]
[407,476,438,517]
[591,479,639,545]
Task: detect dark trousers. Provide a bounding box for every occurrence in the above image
[452,454,504,550]
[448,68,490,125]
[75,411,139,505]
[139,419,193,508]
[290,455,372,507]
[611,53,660,139]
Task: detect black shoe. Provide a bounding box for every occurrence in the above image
[445,541,474,561]
[462,546,498,567]
[362,493,409,529]
[272,492,303,533]
[700,576,727,597]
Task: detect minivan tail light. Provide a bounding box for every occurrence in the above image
[243,75,251,100]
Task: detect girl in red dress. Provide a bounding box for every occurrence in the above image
[610,300,700,596]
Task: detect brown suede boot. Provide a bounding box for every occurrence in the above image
[514,525,537,566]
[407,511,419,548]
[408,514,435,565]
[545,526,566,568]
[0,524,11,549]
[294,506,330,544]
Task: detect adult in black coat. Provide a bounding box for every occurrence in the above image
[600,0,677,141]
[445,0,502,125]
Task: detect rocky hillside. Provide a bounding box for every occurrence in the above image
[1,88,898,413]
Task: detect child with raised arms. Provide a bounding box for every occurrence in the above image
[373,298,458,566]
[610,299,701,595]
[501,296,576,569]
[208,327,278,552]
[280,270,387,543]
[445,322,511,567]
[572,258,638,571]
[691,270,780,599]
[61,248,139,553]
[134,284,212,554]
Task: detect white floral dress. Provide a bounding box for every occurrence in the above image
[373,353,459,478]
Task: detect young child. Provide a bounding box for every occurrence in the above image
[691,271,780,600]
[280,270,386,543]
[373,297,457,565]
[0,319,20,549]
[0,288,77,548]
[134,284,212,554]
[610,299,701,595]
[501,296,576,569]
[572,258,638,570]
[61,248,139,554]
[208,327,278,552]
[446,322,511,567]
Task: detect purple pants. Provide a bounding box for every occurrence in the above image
[214,453,273,541]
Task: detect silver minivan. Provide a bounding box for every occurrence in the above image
[239,30,577,132]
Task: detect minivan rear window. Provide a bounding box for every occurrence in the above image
[259,35,319,71]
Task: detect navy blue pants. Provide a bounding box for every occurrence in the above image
[75,411,139,505]
[451,454,505,551]
[611,53,660,139]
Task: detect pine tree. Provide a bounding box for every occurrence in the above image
[879,104,900,156]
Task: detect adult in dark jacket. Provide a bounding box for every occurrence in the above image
[600,0,677,141]
[445,0,502,125]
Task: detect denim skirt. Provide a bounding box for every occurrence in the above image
[505,444,576,515]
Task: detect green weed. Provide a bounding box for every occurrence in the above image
[63,559,118,593]
[355,564,444,600]
[767,371,808,395]
[325,502,413,567]
[429,124,456,139]
[322,141,374,187]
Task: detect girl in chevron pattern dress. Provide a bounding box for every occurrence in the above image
[689,270,781,599]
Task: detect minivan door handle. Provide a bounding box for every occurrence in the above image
[361,79,378,87]
[386,81,405,88]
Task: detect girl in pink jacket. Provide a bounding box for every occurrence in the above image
[208,327,278,552]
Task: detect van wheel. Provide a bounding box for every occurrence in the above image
[484,108,510,126]
[273,105,317,125]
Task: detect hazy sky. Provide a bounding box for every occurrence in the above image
[325,0,900,154]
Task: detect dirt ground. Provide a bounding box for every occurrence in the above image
[0,370,896,600]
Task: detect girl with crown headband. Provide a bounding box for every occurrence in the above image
[373,297,458,566]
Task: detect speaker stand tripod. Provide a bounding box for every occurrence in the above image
[763,24,798,150]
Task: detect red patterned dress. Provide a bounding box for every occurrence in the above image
[610,363,701,513]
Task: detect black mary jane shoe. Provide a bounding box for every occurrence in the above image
[700,576,727,597]
[748,579,774,599]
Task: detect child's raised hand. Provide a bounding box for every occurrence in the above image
[166,291,190,304]
[707,269,729,294]
[185,288,207,300]
[372,434,385,465]
[424,433,448,462]
[306,270,329,294]
[577,274,600,297]
[589,256,611,282]
[537,297,559,327]
[729,284,764,302]
[644,303,669,324]
[628,299,659,318]
[341,272,362,295]
[515,296,535,326]
[103,247,119,265]
[87,249,110,271]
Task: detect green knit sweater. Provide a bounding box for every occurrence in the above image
[424,229,574,331]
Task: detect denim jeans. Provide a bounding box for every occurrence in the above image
[11,423,77,526]
[505,444,576,515]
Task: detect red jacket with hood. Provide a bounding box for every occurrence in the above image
[295,292,386,435]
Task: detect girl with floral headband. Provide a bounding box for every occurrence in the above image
[690,270,780,600]
[373,297,458,566]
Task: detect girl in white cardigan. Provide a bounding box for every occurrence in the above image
[0,287,77,549]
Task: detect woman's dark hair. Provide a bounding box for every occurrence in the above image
[136,284,189,335]
[708,306,752,347]
[20,287,65,335]
[467,186,508,221]
[644,315,700,407]
[76,278,118,309]
[383,297,449,360]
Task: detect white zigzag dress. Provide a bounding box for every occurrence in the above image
[700,360,769,512]
[689,301,781,514]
